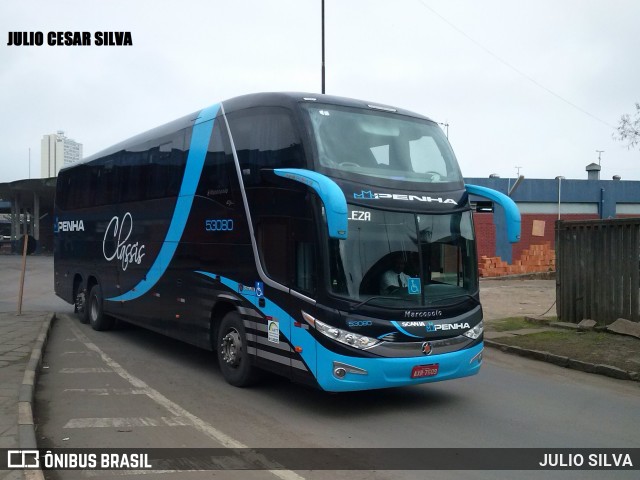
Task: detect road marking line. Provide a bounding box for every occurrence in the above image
[60,367,113,373]
[66,317,305,480]
[63,388,147,396]
[64,416,194,428]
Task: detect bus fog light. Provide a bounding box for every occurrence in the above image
[333,362,368,377]
[334,367,347,378]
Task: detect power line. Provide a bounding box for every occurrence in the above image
[415,0,616,130]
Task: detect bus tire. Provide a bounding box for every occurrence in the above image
[75,287,89,324]
[216,311,255,387]
[88,284,114,331]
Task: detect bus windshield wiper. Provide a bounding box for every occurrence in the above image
[425,293,480,307]
[349,296,405,311]
[350,293,480,311]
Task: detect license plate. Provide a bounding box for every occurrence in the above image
[411,364,439,378]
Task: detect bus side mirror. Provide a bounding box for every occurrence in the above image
[273,168,348,240]
[465,184,521,243]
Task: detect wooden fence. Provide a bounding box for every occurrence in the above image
[556,218,640,324]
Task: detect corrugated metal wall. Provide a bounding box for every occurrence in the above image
[556,218,640,324]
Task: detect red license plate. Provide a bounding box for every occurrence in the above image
[411,364,439,378]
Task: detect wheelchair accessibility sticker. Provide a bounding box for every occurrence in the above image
[408,277,421,295]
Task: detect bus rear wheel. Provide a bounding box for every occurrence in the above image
[88,284,114,331]
[216,311,255,387]
[75,287,89,324]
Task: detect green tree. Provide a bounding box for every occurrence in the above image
[615,103,640,148]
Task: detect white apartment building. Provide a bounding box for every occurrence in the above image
[41,131,83,178]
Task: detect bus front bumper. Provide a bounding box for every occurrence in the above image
[315,342,483,392]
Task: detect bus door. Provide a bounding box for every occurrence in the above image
[254,215,293,375]
[289,215,319,381]
[253,198,320,380]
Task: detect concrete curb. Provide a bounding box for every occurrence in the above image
[485,338,640,382]
[18,312,55,480]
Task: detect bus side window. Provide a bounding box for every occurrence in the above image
[292,218,316,294]
[257,217,289,285]
[253,190,319,295]
[119,150,145,203]
[257,216,317,295]
[226,107,304,186]
[145,131,186,199]
[63,164,91,209]
[91,156,118,206]
[197,120,238,207]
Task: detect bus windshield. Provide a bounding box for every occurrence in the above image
[328,207,478,308]
[302,103,462,184]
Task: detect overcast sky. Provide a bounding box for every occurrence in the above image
[1,0,639,184]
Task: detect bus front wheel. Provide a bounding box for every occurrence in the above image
[88,284,114,331]
[216,311,255,387]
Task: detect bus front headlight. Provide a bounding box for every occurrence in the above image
[301,311,380,350]
[463,321,483,340]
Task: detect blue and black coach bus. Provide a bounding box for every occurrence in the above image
[54,92,519,392]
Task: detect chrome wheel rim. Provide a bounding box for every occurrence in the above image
[221,328,242,367]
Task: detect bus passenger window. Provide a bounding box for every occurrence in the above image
[146,132,186,199]
[91,157,118,206]
[198,121,237,207]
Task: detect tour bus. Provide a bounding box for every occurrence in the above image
[54,92,520,392]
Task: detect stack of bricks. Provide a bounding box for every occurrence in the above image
[479,242,555,277]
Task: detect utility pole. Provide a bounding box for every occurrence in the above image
[321,0,325,94]
[515,166,522,177]
[596,150,604,166]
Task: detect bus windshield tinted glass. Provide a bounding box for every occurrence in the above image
[328,207,477,307]
[302,103,462,183]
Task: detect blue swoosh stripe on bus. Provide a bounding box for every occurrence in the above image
[107,103,220,302]
[390,321,422,338]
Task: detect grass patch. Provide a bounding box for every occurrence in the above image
[495,330,640,373]
[486,317,532,332]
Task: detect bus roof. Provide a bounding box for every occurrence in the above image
[67,92,433,171]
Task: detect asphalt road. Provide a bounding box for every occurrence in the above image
[2,256,639,479]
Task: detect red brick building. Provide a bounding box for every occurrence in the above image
[466,174,640,276]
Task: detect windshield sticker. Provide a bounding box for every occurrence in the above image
[353,190,457,204]
[408,278,421,295]
[349,210,371,221]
